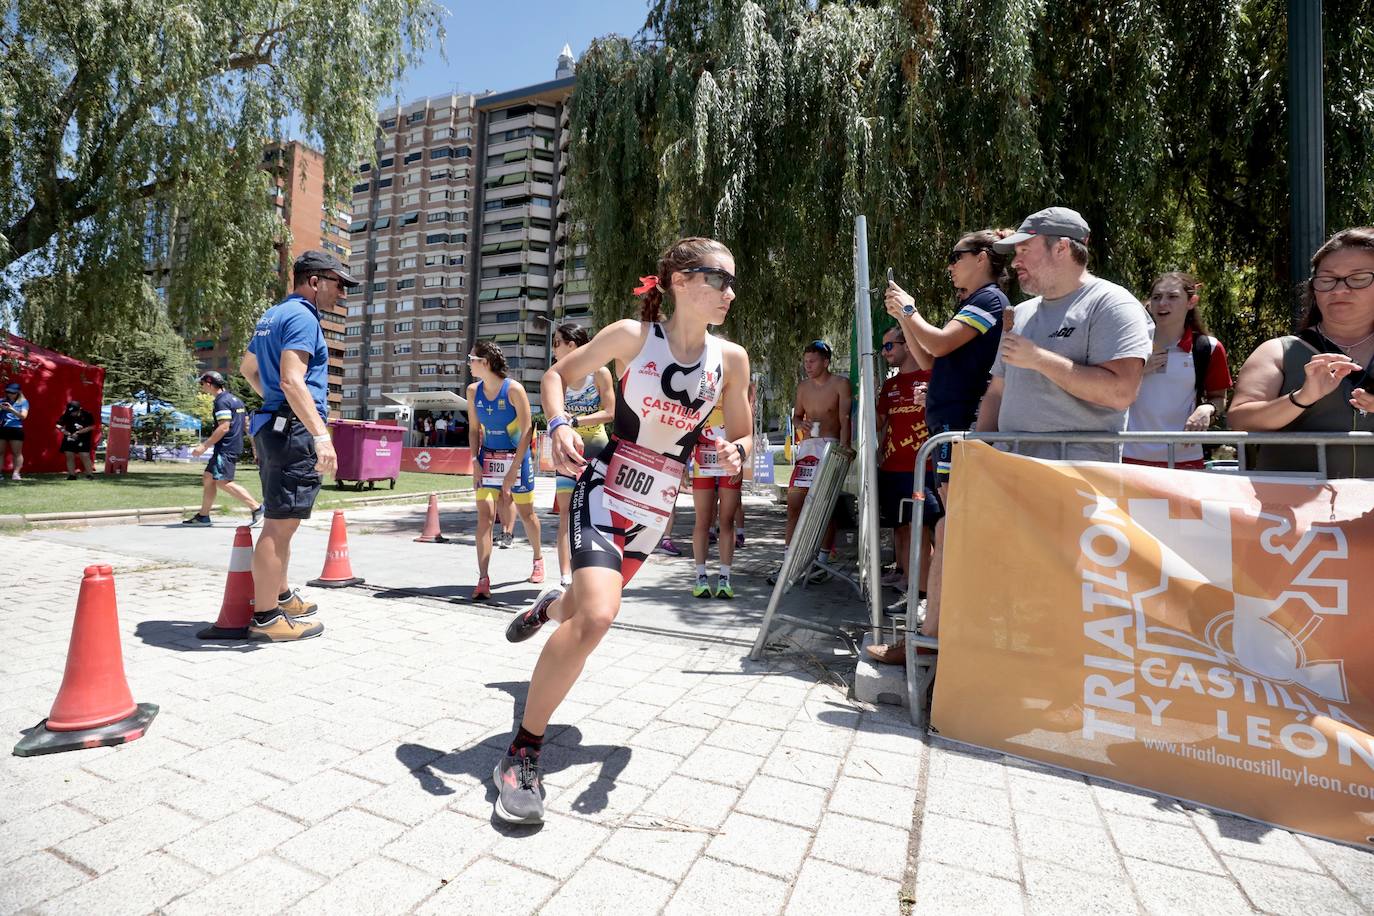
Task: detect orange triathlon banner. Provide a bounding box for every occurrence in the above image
[933,441,1374,848]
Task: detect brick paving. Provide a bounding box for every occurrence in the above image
[1,502,1371,914]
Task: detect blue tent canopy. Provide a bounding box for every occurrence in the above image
[101,394,201,433]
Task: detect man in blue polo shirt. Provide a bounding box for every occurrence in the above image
[183,371,263,527]
[238,250,354,642]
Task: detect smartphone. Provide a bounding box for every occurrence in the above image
[889,268,916,315]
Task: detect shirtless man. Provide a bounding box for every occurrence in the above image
[783,339,851,546]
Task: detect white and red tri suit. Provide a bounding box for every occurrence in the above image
[570,323,725,583]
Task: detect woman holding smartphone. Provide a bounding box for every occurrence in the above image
[877,228,1012,659]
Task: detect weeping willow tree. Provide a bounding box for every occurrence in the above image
[1,0,443,359]
[565,0,1374,397]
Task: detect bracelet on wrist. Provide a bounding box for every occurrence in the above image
[312,433,332,443]
[1288,390,1317,410]
[547,416,570,433]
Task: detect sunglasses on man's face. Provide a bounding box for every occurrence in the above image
[681,266,738,294]
[882,341,903,351]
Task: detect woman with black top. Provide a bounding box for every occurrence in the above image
[1231,227,1374,478]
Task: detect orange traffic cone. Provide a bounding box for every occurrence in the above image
[13,565,158,757]
[414,494,449,543]
[307,511,365,588]
[198,526,256,640]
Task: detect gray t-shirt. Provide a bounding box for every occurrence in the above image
[991,276,1152,461]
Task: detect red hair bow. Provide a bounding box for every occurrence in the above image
[634,275,660,296]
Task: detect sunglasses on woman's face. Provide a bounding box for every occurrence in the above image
[947,248,981,265]
[681,266,738,294]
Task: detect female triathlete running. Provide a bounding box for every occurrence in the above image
[493,237,752,824]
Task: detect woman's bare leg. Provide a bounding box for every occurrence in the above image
[475,498,495,579]
[520,566,623,734]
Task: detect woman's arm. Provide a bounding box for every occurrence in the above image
[509,383,534,462]
[465,384,483,453]
[712,344,753,476]
[1229,338,1359,430]
[573,366,617,428]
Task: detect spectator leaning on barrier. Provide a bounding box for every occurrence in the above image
[56,400,97,480]
[886,229,1012,482]
[1123,273,1233,469]
[871,230,1011,662]
[239,250,355,642]
[874,325,933,595]
[768,339,852,585]
[976,207,1152,462]
[0,381,28,480]
[1230,226,1374,478]
[183,371,263,527]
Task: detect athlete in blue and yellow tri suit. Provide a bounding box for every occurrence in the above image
[549,323,615,587]
[467,341,543,600]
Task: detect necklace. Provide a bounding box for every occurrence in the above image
[1317,323,1374,353]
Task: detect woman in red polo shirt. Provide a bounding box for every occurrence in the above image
[1124,272,1232,468]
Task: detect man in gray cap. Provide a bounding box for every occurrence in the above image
[975,207,1151,461]
[237,250,357,642]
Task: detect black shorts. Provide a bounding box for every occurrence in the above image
[878,469,941,529]
[60,436,91,453]
[206,451,239,482]
[0,427,23,442]
[254,419,321,520]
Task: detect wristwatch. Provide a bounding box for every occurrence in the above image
[570,416,580,429]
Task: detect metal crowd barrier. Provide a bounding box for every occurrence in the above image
[899,429,1374,727]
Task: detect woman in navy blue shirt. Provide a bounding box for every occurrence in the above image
[873,228,1013,661]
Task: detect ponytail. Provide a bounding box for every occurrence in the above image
[958,228,1017,291]
[633,236,732,323]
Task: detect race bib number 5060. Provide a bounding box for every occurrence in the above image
[603,441,684,528]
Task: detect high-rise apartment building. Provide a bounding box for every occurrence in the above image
[341,46,590,420]
[180,141,351,414]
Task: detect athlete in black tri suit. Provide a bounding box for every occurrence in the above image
[492,237,753,825]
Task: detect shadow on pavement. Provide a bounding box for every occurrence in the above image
[392,679,632,831]
[133,620,262,652]
[370,585,473,601]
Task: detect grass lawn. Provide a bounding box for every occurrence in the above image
[0,463,473,518]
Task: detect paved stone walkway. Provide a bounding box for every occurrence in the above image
[1,500,1371,914]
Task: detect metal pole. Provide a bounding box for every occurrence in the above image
[852,216,884,642]
[360,128,385,419]
[1287,0,1325,328]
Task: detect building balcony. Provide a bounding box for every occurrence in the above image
[482,251,527,270]
[487,136,534,159]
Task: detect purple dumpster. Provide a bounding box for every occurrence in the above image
[330,421,403,491]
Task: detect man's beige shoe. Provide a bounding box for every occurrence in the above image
[279,589,317,618]
[248,612,324,642]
